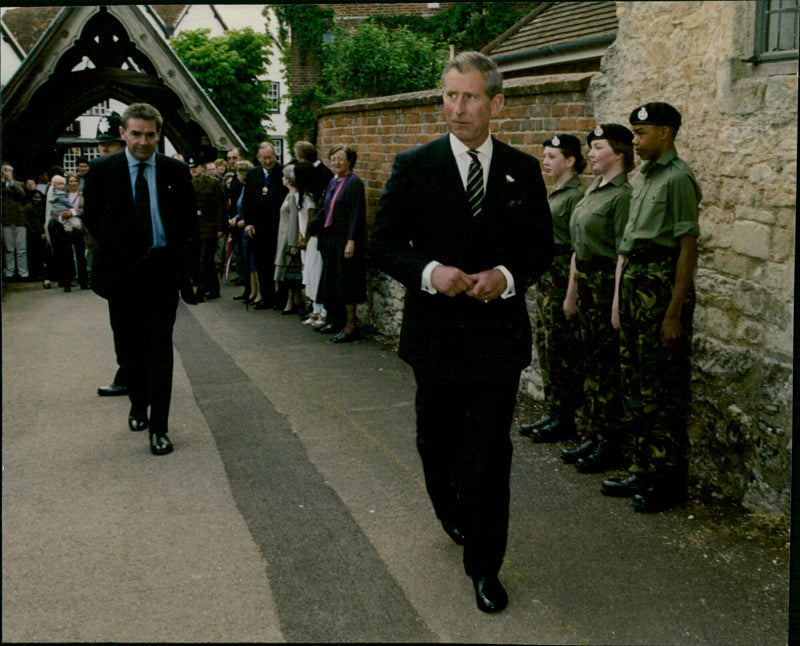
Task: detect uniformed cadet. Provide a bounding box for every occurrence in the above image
[601,102,701,512]
[562,124,634,473]
[521,134,586,443]
[188,155,227,302]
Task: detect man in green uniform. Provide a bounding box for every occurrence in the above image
[522,134,585,442]
[602,102,701,512]
[188,156,227,302]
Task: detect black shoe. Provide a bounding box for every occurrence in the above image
[317,323,340,335]
[331,329,360,343]
[128,411,149,432]
[519,412,558,437]
[575,442,620,473]
[632,477,687,512]
[601,472,648,498]
[527,416,576,443]
[253,301,271,310]
[441,519,466,545]
[205,292,220,300]
[98,383,129,397]
[472,575,508,613]
[194,294,205,303]
[149,433,173,456]
[561,439,597,464]
[233,293,249,301]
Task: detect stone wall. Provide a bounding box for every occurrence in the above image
[588,1,795,515]
[313,0,795,515]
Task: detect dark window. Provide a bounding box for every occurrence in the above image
[753,0,799,62]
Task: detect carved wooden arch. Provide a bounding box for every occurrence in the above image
[3,6,238,176]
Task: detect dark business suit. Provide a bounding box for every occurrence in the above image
[83,150,196,436]
[241,163,287,305]
[371,135,553,577]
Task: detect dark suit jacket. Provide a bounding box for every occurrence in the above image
[371,135,553,377]
[241,163,287,234]
[83,150,196,299]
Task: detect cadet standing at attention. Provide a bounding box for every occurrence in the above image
[562,124,634,474]
[602,102,701,512]
[521,134,586,443]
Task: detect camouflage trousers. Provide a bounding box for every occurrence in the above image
[575,266,625,444]
[619,259,694,475]
[534,254,584,414]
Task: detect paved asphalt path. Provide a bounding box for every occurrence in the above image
[2,280,789,644]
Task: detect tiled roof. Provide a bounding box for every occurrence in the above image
[1,5,194,54]
[2,6,62,54]
[487,1,618,57]
[151,5,188,29]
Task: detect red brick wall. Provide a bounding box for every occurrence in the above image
[316,73,596,231]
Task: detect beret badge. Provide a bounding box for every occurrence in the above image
[637,106,649,121]
[551,135,561,147]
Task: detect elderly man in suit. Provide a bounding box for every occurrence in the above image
[371,51,553,613]
[83,102,197,456]
[242,141,287,309]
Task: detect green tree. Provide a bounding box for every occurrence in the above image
[318,23,446,104]
[170,27,273,155]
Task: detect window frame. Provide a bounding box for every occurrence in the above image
[750,0,799,63]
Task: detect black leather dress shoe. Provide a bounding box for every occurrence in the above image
[632,478,687,513]
[205,292,220,300]
[473,575,508,613]
[317,323,340,335]
[575,442,620,473]
[194,294,205,303]
[527,417,576,443]
[98,383,129,397]
[253,301,271,310]
[561,439,597,464]
[519,412,557,436]
[601,472,648,498]
[331,329,360,343]
[149,433,173,456]
[233,293,249,301]
[441,519,466,545]
[128,413,149,432]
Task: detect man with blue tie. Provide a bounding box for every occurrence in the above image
[83,103,197,456]
[371,52,553,613]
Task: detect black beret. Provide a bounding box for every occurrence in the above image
[587,123,634,146]
[542,133,582,158]
[629,102,682,129]
[187,156,202,168]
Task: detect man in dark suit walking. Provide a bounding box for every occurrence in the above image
[83,103,197,456]
[371,51,553,613]
[242,141,287,309]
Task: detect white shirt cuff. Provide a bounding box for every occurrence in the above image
[495,265,515,299]
[421,260,441,293]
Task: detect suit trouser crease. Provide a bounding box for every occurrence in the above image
[413,369,519,577]
[108,256,178,435]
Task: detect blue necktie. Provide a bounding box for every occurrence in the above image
[466,150,484,217]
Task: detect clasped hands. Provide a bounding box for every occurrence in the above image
[431,265,506,303]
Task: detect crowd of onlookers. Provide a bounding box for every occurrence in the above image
[3,139,368,344]
[2,159,91,292]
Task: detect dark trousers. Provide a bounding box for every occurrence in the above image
[413,368,520,578]
[53,225,88,287]
[108,253,179,435]
[106,301,127,387]
[255,232,277,306]
[195,237,220,297]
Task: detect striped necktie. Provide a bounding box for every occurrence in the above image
[466,150,484,217]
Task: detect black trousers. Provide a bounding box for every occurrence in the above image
[108,253,179,435]
[413,368,520,578]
